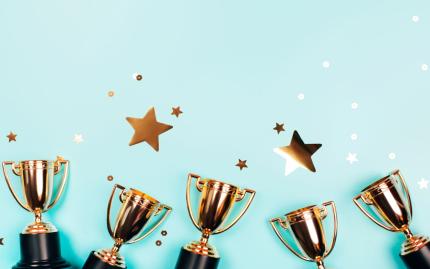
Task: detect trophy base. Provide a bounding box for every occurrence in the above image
[400,241,430,269]
[13,231,71,269]
[175,247,220,269]
[82,251,126,269]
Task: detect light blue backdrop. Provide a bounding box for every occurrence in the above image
[1,0,430,268]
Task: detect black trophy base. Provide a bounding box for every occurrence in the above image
[82,251,123,269]
[400,242,430,269]
[14,232,71,269]
[175,247,220,269]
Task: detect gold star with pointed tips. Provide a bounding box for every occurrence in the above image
[171,106,183,118]
[274,130,321,175]
[6,132,17,142]
[236,159,248,170]
[273,123,285,134]
[126,107,173,151]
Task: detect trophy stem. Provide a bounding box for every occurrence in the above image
[111,239,123,255]
[199,229,211,245]
[35,210,42,224]
[316,258,325,269]
[402,227,414,239]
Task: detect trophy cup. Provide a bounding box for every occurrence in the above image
[353,170,430,268]
[2,157,71,269]
[82,184,172,269]
[175,173,256,269]
[270,201,338,269]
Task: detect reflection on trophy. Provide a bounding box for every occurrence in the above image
[2,157,71,269]
[353,170,430,268]
[270,201,338,269]
[175,173,256,269]
[82,184,172,269]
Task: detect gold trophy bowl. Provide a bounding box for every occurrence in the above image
[353,170,430,268]
[175,173,256,269]
[83,184,172,269]
[270,201,338,269]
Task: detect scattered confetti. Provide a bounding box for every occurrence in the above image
[297,93,305,100]
[0,238,3,245]
[6,132,17,142]
[156,240,162,246]
[351,102,359,110]
[418,178,429,189]
[351,133,358,141]
[126,107,173,151]
[322,60,331,69]
[73,134,84,144]
[108,90,115,97]
[107,175,114,181]
[388,152,396,160]
[133,73,143,81]
[274,130,321,176]
[421,64,428,71]
[412,15,420,22]
[171,106,183,118]
[235,159,248,170]
[161,230,168,236]
[346,153,358,164]
[273,123,285,134]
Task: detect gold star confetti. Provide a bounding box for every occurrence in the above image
[7,132,17,142]
[274,130,321,176]
[161,230,168,236]
[273,123,285,134]
[156,240,162,246]
[171,106,183,118]
[126,107,173,151]
[107,175,114,181]
[108,90,115,97]
[235,159,248,170]
[133,73,143,81]
[0,238,4,245]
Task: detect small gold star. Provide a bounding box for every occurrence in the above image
[273,123,285,134]
[126,107,173,151]
[236,159,248,170]
[171,106,183,118]
[0,238,4,245]
[7,132,17,142]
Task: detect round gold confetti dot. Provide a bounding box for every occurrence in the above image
[161,230,167,236]
[133,73,143,81]
[108,90,115,97]
[107,175,114,181]
[156,240,162,246]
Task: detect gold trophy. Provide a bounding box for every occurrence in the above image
[2,157,71,269]
[175,173,256,269]
[353,170,430,268]
[270,201,338,269]
[82,184,172,269]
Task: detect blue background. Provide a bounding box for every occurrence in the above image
[1,0,430,268]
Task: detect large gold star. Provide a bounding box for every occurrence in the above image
[126,107,173,151]
[7,132,17,142]
[274,130,321,175]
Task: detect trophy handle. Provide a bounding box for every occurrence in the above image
[269,217,312,261]
[395,170,413,220]
[213,188,256,234]
[47,157,69,211]
[107,184,127,238]
[126,203,172,244]
[2,161,31,212]
[321,201,338,258]
[353,193,399,232]
[186,173,204,231]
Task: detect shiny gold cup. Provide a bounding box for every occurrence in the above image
[183,173,256,258]
[2,156,69,234]
[270,201,338,269]
[353,170,430,257]
[91,184,172,268]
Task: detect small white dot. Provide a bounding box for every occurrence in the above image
[322,60,331,69]
[421,64,428,71]
[412,15,420,22]
[297,93,305,100]
[351,133,358,141]
[388,153,396,160]
[351,102,359,110]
